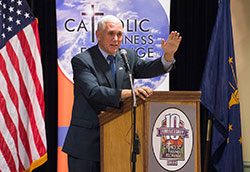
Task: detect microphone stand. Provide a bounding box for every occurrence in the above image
[124,61,140,172]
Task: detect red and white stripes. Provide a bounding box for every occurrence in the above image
[0,20,47,172]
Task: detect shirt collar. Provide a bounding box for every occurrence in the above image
[98,45,116,60]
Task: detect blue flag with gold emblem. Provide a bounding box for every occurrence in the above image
[200,0,243,171]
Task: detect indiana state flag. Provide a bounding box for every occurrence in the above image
[200,0,243,171]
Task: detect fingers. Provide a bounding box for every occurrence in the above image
[161,39,165,46]
[169,31,182,41]
[135,87,153,100]
[175,32,182,42]
[162,31,182,46]
[169,31,175,39]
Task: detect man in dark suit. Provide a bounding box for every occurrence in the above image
[62,15,182,172]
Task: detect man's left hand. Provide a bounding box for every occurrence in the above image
[161,31,182,62]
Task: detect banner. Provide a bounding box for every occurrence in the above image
[56,0,171,171]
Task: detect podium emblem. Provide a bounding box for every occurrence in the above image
[152,108,194,171]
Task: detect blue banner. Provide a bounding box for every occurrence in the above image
[56,1,171,171]
[56,0,171,90]
[200,0,243,171]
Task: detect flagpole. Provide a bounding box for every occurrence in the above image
[203,113,212,172]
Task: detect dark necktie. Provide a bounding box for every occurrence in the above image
[107,55,116,80]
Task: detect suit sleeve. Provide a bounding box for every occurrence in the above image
[127,49,169,79]
[72,56,122,108]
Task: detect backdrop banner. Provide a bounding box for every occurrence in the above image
[56,0,170,171]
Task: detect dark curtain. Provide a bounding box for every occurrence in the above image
[170,0,218,91]
[27,0,58,172]
[25,0,218,171]
[170,0,218,171]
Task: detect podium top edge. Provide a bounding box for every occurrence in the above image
[98,91,201,125]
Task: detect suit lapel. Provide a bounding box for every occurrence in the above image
[115,52,125,89]
[90,46,116,88]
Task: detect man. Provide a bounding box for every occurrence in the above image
[62,15,182,172]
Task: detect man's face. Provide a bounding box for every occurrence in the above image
[96,22,123,55]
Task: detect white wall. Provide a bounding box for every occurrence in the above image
[231,0,250,162]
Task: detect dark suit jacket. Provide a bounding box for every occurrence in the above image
[62,45,172,161]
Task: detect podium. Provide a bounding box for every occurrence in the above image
[99,91,201,172]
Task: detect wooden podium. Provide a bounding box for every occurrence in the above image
[99,91,201,172]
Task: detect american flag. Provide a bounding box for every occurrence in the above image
[0,0,47,172]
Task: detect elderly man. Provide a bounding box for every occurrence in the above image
[62,15,182,172]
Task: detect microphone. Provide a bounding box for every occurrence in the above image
[120,50,138,172]
[120,49,130,71]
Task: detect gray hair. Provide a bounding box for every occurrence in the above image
[97,15,122,31]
